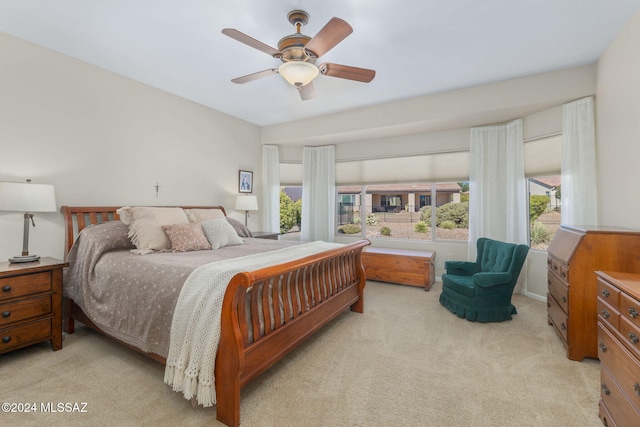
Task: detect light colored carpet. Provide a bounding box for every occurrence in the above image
[0,281,601,427]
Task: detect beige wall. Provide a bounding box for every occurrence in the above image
[597,9,640,228]
[0,33,261,261]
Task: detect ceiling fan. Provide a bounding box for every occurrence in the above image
[222,10,376,100]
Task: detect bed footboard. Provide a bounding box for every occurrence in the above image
[215,238,370,427]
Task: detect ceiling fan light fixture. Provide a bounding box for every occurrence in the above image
[278,61,319,87]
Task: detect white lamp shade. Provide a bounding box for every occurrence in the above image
[235,195,258,211]
[278,61,319,87]
[0,181,57,212]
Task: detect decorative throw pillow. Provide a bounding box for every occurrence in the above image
[185,208,226,223]
[119,207,190,252]
[162,223,211,252]
[116,206,134,225]
[201,218,244,249]
[75,221,135,254]
[226,216,253,238]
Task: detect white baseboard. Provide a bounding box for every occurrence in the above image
[524,291,546,303]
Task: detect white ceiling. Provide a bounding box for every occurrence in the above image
[1,0,639,127]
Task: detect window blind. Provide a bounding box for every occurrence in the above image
[279,134,560,185]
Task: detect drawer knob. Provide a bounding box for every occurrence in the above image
[562,296,567,304]
[599,342,607,353]
[1,311,10,318]
[629,307,639,318]
[561,323,567,331]
[2,285,11,293]
[601,384,610,396]
[561,271,566,278]
[602,289,610,298]
[629,332,640,345]
[554,265,558,271]
[601,309,610,319]
[2,336,10,344]
[635,383,640,397]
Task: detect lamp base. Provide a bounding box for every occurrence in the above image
[9,254,40,263]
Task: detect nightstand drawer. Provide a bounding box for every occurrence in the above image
[0,318,52,353]
[0,295,51,327]
[0,272,51,301]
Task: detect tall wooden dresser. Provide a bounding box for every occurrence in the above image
[596,271,640,426]
[547,225,640,361]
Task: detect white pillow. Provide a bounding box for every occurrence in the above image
[201,218,244,249]
[185,208,225,223]
[116,206,134,225]
[121,207,190,252]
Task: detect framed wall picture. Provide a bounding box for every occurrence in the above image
[239,170,253,193]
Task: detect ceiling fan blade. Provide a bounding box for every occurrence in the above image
[222,28,282,57]
[231,68,279,84]
[304,17,353,58]
[319,63,376,83]
[298,82,316,100]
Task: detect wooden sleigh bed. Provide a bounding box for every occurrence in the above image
[61,205,370,427]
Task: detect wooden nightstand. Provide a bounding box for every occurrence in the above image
[252,231,281,240]
[0,257,68,354]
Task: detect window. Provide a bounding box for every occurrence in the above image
[528,175,561,251]
[434,182,468,241]
[523,135,561,251]
[419,195,431,208]
[336,183,468,241]
[280,133,559,247]
[280,186,302,235]
[340,194,356,205]
[378,195,402,212]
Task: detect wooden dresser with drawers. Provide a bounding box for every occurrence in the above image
[547,225,640,361]
[596,271,640,426]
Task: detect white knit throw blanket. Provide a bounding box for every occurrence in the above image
[164,241,341,407]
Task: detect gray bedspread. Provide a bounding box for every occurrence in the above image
[63,221,298,358]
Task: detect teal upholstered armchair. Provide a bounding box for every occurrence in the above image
[439,238,530,322]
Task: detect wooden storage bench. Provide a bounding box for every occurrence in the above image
[361,247,436,290]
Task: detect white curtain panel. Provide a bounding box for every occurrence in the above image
[302,145,336,242]
[261,145,280,233]
[561,96,598,225]
[468,119,528,260]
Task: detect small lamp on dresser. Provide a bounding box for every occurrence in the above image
[235,195,258,226]
[0,179,57,263]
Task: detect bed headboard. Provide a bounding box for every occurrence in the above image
[60,205,227,257]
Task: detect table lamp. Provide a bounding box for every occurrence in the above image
[0,179,57,263]
[235,195,258,226]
